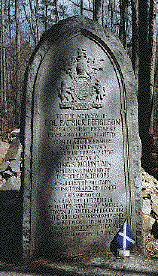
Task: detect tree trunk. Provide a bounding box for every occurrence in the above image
[131,0,138,74]
[138,0,156,175]
[93,0,103,25]
[119,0,128,48]
[35,0,40,44]
[45,4,48,31]
[148,0,157,134]
[80,0,83,15]
[110,0,114,32]
[138,0,150,135]
[15,0,20,126]
[54,0,59,23]
[0,0,7,112]
[8,0,12,43]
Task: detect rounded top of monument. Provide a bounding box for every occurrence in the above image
[39,16,124,52]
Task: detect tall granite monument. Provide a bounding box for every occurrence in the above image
[22,16,142,260]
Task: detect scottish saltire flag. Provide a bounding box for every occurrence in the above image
[110,221,135,255]
[117,221,135,250]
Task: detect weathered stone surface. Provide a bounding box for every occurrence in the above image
[142,168,158,194]
[0,141,9,163]
[142,199,151,215]
[0,133,22,191]
[1,176,21,190]
[146,233,158,257]
[0,177,6,189]
[5,140,21,161]
[10,160,21,173]
[141,168,158,256]
[10,128,20,137]
[2,169,14,178]
[22,16,142,260]
[143,214,155,232]
[142,168,158,218]
[151,193,158,216]
[0,160,10,172]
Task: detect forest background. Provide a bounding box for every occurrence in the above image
[0,0,158,179]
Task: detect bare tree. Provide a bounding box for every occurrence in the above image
[109,0,114,31]
[138,0,157,175]
[138,0,150,136]
[69,0,93,14]
[14,0,20,125]
[0,0,7,116]
[148,0,157,106]
[54,0,59,23]
[8,0,12,44]
[131,0,138,73]
[119,0,129,48]
[22,0,40,46]
[80,0,83,15]
[93,0,103,25]
[148,0,157,175]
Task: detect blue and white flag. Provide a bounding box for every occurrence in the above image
[110,221,135,255]
[117,221,135,250]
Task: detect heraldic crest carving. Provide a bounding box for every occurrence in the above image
[57,48,106,110]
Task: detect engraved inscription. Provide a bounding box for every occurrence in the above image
[45,111,124,238]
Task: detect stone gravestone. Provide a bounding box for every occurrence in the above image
[22,16,142,260]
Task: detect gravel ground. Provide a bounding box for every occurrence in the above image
[1,255,158,276]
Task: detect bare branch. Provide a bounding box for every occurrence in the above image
[69,0,93,13]
[22,2,37,44]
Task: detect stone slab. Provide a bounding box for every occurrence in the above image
[22,16,142,260]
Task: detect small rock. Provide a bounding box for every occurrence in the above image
[142,168,158,192]
[5,142,20,161]
[89,257,105,265]
[15,143,22,161]
[143,214,155,232]
[142,198,151,215]
[9,160,21,173]
[142,182,158,196]
[10,128,20,136]
[1,175,21,190]
[1,169,14,179]
[0,177,6,188]
[0,141,9,163]
[141,169,158,256]
[146,234,158,257]
[151,194,158,216]
[142,187,152,198]
[0,160,10,172]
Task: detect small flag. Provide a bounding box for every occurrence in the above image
[110,221,135,256]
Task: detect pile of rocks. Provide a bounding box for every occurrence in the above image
[142,168,158,256]
[0,129,22,191]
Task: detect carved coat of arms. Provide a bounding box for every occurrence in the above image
[58,48,105,110]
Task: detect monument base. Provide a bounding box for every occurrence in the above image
[31,254,158,275]
[0,253,158,275]
[118,249,130,257]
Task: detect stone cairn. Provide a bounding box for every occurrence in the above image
[142,168,158,256]
[0,129,21,190]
